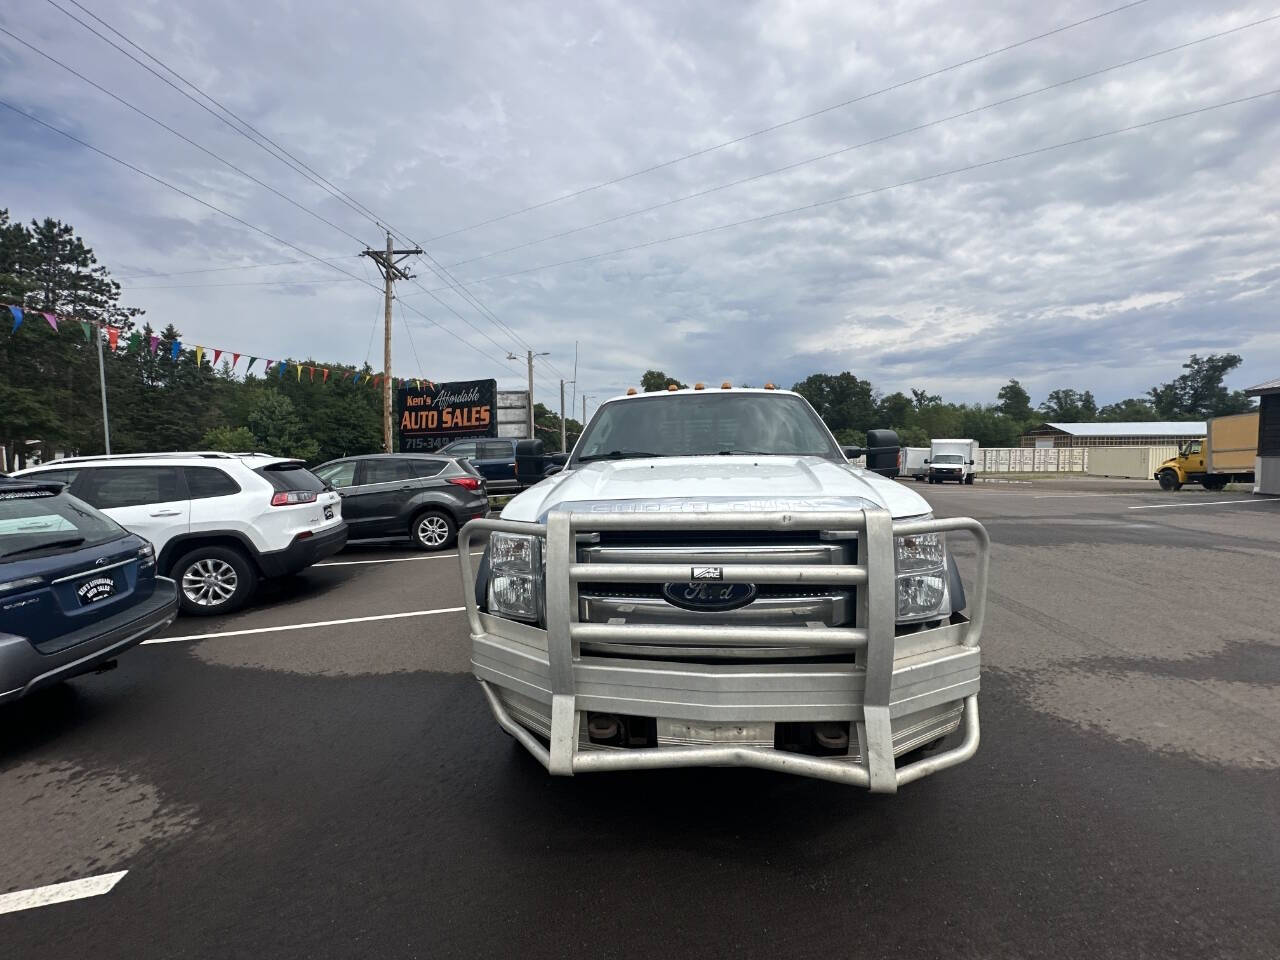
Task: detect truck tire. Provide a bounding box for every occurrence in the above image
[411,509,456,551]
[1157,469,1182,491]
[964,474,975,485]
[172,545,257,616]
[1201,476,1228,491]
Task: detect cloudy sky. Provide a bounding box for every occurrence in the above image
[2,0,1278,416]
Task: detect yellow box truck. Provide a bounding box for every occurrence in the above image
[1155,412,1258,490]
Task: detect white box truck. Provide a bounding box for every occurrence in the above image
[899,447,930,481]
[928,439,979,484]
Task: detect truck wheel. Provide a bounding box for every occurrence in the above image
[411,510,456,551]
[1157,470,1182,491]
[964,474,975,485]
[1201,476,1228,491]
[173,546,257,616]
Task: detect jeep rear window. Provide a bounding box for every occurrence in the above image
[255,463,327,493]
[0,491,126,558]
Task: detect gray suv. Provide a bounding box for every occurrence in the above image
[313,454,488,550]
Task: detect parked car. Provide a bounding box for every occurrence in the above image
[12,453,346,615]
[312,453,488,550]
[0,478,178,704]
[436,438,553,492]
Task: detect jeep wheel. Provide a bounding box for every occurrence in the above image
[1157,470,1182,491]
[411,510,456,551]
[173,546,257,616]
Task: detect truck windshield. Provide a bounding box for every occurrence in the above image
[574,393,840,463]
[932,455,963,464]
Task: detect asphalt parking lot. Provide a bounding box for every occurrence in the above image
[3,480,1279,959]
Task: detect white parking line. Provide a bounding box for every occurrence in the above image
[142,606,466,644]
[0,871,127,916]
[316,551,483,568]
[1129,498,1279,510]
[1032,493,1150,499]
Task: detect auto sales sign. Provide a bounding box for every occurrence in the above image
[397,378,497,452]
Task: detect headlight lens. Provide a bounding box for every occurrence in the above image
[487,532,543,622]
[894,522,949,622]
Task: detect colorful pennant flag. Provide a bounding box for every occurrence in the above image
[246,357,257,373]
[80,321,92,342]
[322,368,330,383]
[295,363,302,381]
[128,332,141,353]
[277,361,286,379]
[107,327,120,352]
[149,334,159,354]
[195,345,204,366]
[231,353,240,367]
[170,340,182,360]
[8,305,22,332]
[43,312,58,331]
[212,349,222,367]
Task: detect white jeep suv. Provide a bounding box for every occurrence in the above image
[13,453,346,615]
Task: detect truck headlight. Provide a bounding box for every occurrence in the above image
[894,526,949,622]
[488,532,543,622]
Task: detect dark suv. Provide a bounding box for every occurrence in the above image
[0,478,178,705]
[313,454,487,550]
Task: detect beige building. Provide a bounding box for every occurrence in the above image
[1020,421,1206,449]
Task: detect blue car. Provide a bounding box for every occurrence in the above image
[0,478,178,705]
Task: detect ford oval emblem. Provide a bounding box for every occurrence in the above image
[662,581,758,612]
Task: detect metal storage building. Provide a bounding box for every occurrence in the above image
[1245,378,1280,495]
[1020,421,1206,448]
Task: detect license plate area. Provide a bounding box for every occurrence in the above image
[655,719,774,748]
[76,574,118,606]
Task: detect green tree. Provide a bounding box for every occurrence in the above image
[1039,388,1097,422]
[244,390,320,461]
[640,369,687,392]
[1097,397,1157,421]
[201,425,256,451]
[1148,354,1255,419]
[996,379,1034,421]
[792,372,878,436]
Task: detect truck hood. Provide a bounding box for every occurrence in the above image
[500,455,932,522]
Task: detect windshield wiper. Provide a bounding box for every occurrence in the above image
[577,450,667,463]
[1,537,86,558]
[715,449,773,456]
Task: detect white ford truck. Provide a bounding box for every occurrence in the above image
[459,387,988,792]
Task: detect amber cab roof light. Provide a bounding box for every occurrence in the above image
[626,387,637,395]
[694,382,705,390]
[721,381,732,389]
[764,382,776,390]
[667,383,679,391]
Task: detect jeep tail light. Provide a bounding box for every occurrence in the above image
[448,476,482,491]
[270,490,319,506]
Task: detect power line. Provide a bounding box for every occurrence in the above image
[0,24,375,248]
[116,256,361,281]
[125,278,361,290]
[419,0,1160,243]
[443,15,1280,272]
[44,0,387,233]
[411,87,1280,290]
[0,97,530,382]
[45,0,550,376]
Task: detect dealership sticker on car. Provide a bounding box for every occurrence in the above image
[324,505,334,520]
[76,576,116,605]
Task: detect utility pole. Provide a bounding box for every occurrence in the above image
[95,323,111,455]
[559,379,575,452]
[508,349,549,440]
[361,232,422,452]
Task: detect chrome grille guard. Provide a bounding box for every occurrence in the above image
[459,506,990,792]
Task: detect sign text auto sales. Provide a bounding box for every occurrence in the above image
[397,378,497,452]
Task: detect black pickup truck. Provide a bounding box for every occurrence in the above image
[436,438,562,492]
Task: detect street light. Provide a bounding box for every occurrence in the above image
[508,350,550,437]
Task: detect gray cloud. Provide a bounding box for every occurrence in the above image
[1,0,1277,415]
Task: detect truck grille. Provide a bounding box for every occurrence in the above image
[576,532,856,656]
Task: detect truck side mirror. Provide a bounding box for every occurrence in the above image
[864,429,901,478]
[968,459,975,466]
[924,458,931,464]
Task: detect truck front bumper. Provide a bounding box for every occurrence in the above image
[460,509,989,793]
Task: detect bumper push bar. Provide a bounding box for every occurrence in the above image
[459,507,989,793]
